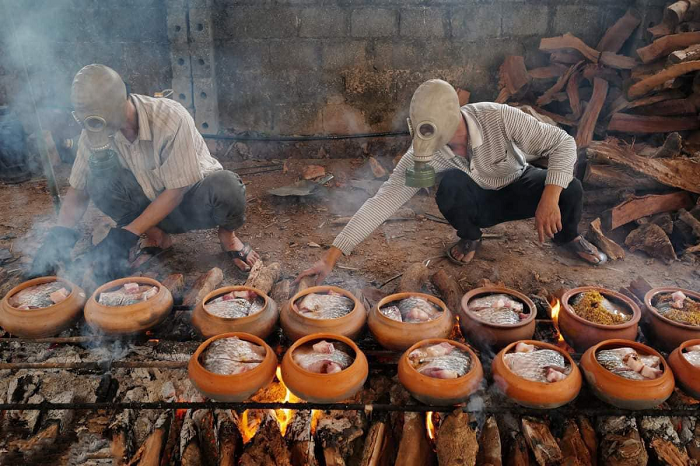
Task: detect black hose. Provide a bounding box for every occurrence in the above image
[201,131,410,142]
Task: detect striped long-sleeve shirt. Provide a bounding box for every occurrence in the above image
[332,102,577,255]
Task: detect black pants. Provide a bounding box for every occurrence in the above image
[86,168,247,234]
[435,166,582,244]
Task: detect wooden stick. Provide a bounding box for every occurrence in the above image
[597,8,642,52]
[636,31,700,63]
[628,60,700,98]
[540,34,600,63]
[575,77,608,148]
[537,62,584,106]
[587,218,626,260]
[566,69,583,119]
[600,51,638,69]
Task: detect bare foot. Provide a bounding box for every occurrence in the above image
[141,227,174,250]
[218,227,260,272]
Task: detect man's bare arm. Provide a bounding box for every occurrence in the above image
[57,187,90,228]
[123,187,188,236]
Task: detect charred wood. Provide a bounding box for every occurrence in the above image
[238,411,292,466]
[521,417,563,466]
[128,411,171,466]
[359,421,394,466]
[477,415,503,466]
[577,417,597,466]
[271,279,292,303]
[559,419,592,466]
[109,409,135,466]
[436,409,479,466]
[161,274,184,304]
[598,416,648,466]
[640,415,691,466]
[287,409,319,466]
[625,223,678,262]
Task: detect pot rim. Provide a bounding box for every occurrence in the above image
[201,285,271,323]
[587,338,670,384]
[401,338,481,384]
[374,292,450,326]
[88,276,165,310]
[561,286,641,330]
[285,332,365,378]
[289,285,361,322]
[672,338,700,374]
[460,286,537,329]
[644,287,700,331]
[190,331,275,382]
[4,276,79,312]
[498,339,579,386]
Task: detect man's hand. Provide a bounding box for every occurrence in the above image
[28,226,80,278]
[90,227,140,283]
[535,185,563,243]
[295,246,343,286]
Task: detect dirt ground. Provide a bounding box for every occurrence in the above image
[1,156,699,298]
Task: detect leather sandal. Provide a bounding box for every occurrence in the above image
[446,238,482,266]
[566,236,607,265]
[226,243,255,272]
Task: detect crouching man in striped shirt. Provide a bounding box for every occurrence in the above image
[29,64,259,281]
[297,79,606,284]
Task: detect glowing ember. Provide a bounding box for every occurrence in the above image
[274,366,293,437]
[310,409,321,434]
[176,408,187,420]
[426,411,436,441]
[549,298,565,343]
[239,410,260,443]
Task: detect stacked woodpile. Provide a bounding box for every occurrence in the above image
[496,3,700,264]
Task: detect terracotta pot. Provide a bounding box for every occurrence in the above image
[398,338,484,406]
[644,287,700,352]
[458,287,536,349]
[368,292,454,351]
[84,277,173,335]
[580,339,675,410]
[560,287,640,353]
[280,286,366,341]
[191,286,279,339]
[188,332,277,402]
[668,339,700,399]
[281,333,368,403]
[491,340,582,409]
[0,276,86,338]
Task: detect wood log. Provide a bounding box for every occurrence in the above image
[630,60,667,80]
[649,2,691,39]
[430,269,463,316]
[540,34,600,63]
[550,50,586,65]
[583,163,666,190]
[668,43,700,63]
[182,267,224,307]
[598,417,648,466]
[640,416,691,466]
[607,89,685,115]
[239,411,293,466]
[645,132,683,158]
[576,417,597,466]
[271,279,292,303]
[583,187,634,206]
[476,416,502,466]
[608,112,700,133]
[159,410,183,466]
[600,52,639,69]
[193,409,219,466]
[110,410,136,466]
[359,421,394,466]
[245,262,281,295]
[179,411,202,466]
[287,409,319,466]
[625,223,678,262]
[628,60,700,98]
[559,420,592,466]
[398,262,430,293]
[678,208,700,239]
[587,218,626,260]
[529,64,569,79]
[636,32,700,64]
[630,98,696,115]
[566,69,583,119]
[217,413,241,466]
[582,64,623,88]
[161,274,184,304]
[507,433,531,466]
[648,212,675,235]
[394,411,434,466]
[587,138,700,193]
[575,78,608,148]
[603,192,693,230]
[597,8,642,52]
[537,62,585,106]
[689,415,700,461]
[514,104,576,127]
[521,418,562,466]
[128,411,171,466]
[436,409,478,466]
[499,56,531,99]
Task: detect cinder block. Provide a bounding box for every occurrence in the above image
[165,7,189,44]
[269,40,321,70]
[190,46,216,79]
[189,8,215,46]
[171,77,194,109]
[193,77,219,133]
[400,8,446,38]
[321,41,367,71]
[502,5,549,37]
[351,8,398,38]
[451,5,502,40]
[214,6,299,39]
[216,41,270,71]
[299,8,349,38]
[553,6,605,45]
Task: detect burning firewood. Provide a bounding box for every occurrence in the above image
[359,420,395,466]
[183,267,224,307]
[127,411,171,466]
[436,409,479,466]
[640,415,691,465]
[559,419,592,466]
[159,409,184,466]
[587,218,625,260]
[316,408,367,466]
[394,411,435,466]
[108,409,136,466]
[598,416,648,466]
[180,410,204,466]
[192,409,219,465]
[238,411,292,466]
[477,416,503,466]
[577,417,597,466]
[431,269,463,315]
[245,261,281,295]
[216,410,241,466]
[286,409,319,466]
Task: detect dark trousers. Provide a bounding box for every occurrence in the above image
[435,166,583,244]
[86,168,247,234]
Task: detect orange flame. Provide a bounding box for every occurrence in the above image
[310,409,321,434]
[239,410,261,443]
[176,409,187,420]
[549,298,565,343]
[274,366,293,437]
[426,411,436,441]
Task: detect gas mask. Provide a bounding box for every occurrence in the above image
[70,64,127,174]
[405,79,461,188]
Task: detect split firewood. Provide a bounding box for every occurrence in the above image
[625,223,678,262]
[649,212,675,235]
[582,187,634,207]
[576,78,608,148]
[540,34,600,63]
[566,70,583,119]
[399,262,430,293]
[628,60,700,98]
[394,411,434,466]
[271,279,292,303]
[608,112,700,133]
[359,420,394,466]
[431,269,463,315]
[507,433,531,466]
[216,410,241,466]
[645,132,683,158]
[316,409,366,466]
[587,218,626,260]
[551,49,586,65]
[559,419,592,466]
[537,61,585,106]
[597,8,642,53]
[602,192,693,230]
[677,208,700,239]
[161,274,184,304]
[588,138,700,193]
[12,391,75,455]
[521,418,562,466]
[499,56,531,101]
[582,64,623,87]
[640,415,691,466]
[631,97,696,116]
[476,416,502,466]
[287,409,319,466]
[109,409,135,466]
[193,409,219,465]
[128,411,171,466]
[436,409,479,466]
[598,416,648,466]
[239,411,292,466]
[368,157,388,179]
[245,262,281,295]
[182,267,224,307]
[577,417,597,466]
[583,164,666,191]
[302,165,326,180]
[648,1,690,39]
[669,43,700,63]
[607,89,685,115]
[159,409,184,466]
[636,31,700,64]
[529,64,569,79]
[599,52,638,69]
[180,411,203,466]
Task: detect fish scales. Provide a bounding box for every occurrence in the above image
[596,349,646,381]
[98,285,157,306]
[503,349,567,383]
[471,308,520,325]
[469,294,524,312]
[297,293,354,319]
[202,337,266,375]
[682,351,700,367]
[11,282,66,308]
[397,297,439,316]
[206,297,265,319]
[380,305,403,322]
[292,342,354,371]
[414,351,472,377]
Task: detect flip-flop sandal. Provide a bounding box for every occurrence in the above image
[446,239,481,266]
[226,243,255,272]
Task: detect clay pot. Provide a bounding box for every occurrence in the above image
[280,286,366,341]
[491,340,582,409]
[560,287,640,353]
[459,287,536,349]
[644,287,700,352]
[84,277,173,335]
[580,339,675,410]
[191,286,279,339]
[0,276,86,338]
[668,339,700,399]
[398,338,483,406]
[188,332,277,402]
[281,333,368,403]
[368,292,454,351]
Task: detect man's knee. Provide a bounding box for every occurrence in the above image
[202,170,246,202]
[436,170,472,206]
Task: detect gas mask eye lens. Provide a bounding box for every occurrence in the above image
[84,116,106,132]
[418,122,436,139]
